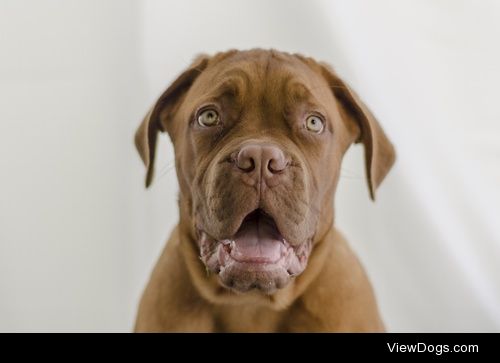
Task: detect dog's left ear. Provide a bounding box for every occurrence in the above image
[135,55,209,187]
[320,65,396,200]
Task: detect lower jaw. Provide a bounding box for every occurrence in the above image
[218,261,292,294]
[214,243,312,294]
[199,232,312,294]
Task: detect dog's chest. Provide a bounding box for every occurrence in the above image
[213,305,284,332]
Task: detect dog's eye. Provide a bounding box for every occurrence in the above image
[197,109,220,127]
[305,115,324,133]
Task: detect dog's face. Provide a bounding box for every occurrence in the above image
[136,50,395,294]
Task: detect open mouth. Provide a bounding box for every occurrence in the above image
[199,209,311,294]
[221,209,288,264]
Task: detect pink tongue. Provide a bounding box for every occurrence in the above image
[231,216,283,263]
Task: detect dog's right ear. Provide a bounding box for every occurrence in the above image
[135,55,209,187]
[319,64,396,201]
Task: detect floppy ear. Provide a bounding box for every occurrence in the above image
[135,56,209,187]
[321,65,396,200]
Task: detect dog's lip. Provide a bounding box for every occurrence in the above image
[219,236,291,265]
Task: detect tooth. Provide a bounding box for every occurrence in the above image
[280,242,288,255]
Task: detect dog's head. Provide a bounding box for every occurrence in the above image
[135,49,395,295]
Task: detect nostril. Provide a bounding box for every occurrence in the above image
[236,147,257,172]
[267,159,287,173]
[265,146,287,174]
[237,157,255,172]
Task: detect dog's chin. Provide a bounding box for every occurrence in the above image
[199,209,312,294]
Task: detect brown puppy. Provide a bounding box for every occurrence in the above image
[134,49,395,332]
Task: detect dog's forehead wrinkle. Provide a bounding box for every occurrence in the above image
[194,74,247,107]
[212,78,243,99]
[286,80,311,101]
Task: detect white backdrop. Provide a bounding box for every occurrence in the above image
[1,0,499,332]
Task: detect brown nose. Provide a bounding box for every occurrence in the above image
[236,144,288,179]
